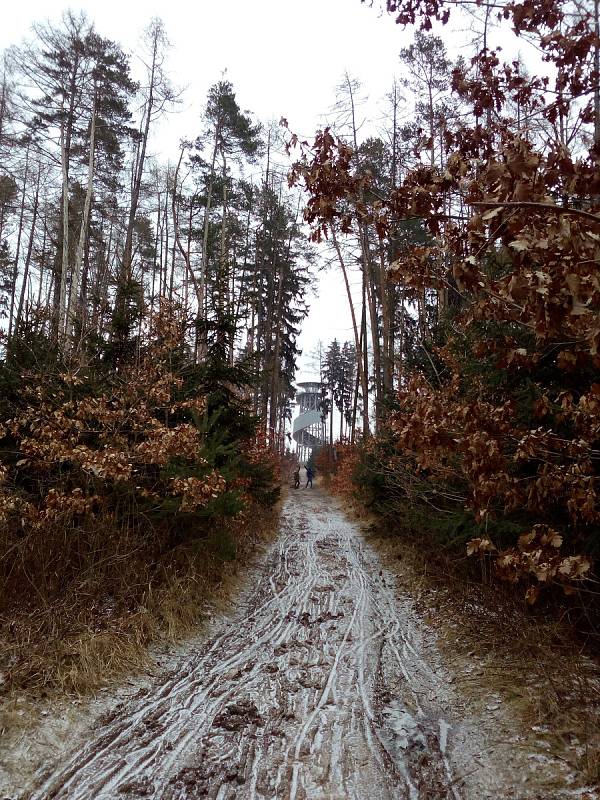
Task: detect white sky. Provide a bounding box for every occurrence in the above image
[1,2,407,139]
[1,1,414,386]
[1,1,535,399]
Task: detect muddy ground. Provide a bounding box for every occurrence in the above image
[1,489,598,799]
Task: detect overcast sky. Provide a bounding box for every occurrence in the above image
[1,1,408,136]
[1,1,529,388]
[2,1,421,383]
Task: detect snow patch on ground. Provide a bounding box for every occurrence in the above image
[0,489,597,799]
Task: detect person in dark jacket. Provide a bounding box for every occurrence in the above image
[305,465,314,488]
[293,465,300,489]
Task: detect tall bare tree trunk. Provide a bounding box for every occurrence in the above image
[332,227,369,436]
[594,0,600,167]
[122,37,157,288]
[8,143,30,339]
[68,88,96,345]
[14,167,40,340]
[35,217,48,316]
[218,154,228,333]
[200,121,222,337]
[268,260,285,445]
[363,236,382,427]
[58,116,70,342]
[351,305,366,444]
[172,147,202,308]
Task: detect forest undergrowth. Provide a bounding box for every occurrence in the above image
[0,25,309,699]
[320,448,600,785]
[0,304,283,697]
[320,439,600,647]
[295,0,600,654]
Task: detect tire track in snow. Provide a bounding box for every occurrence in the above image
[30,491,464,800]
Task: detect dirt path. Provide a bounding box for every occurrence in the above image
[12,490,590,799]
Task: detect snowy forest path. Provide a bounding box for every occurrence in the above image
[29,490,499,799]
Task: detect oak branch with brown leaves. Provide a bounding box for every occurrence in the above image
[290,0,600,605]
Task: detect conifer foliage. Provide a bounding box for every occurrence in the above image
[0,13,310,685]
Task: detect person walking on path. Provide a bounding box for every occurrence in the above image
[305,465,314,488]
[293,465,300,489]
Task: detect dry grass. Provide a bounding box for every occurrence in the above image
[366,524,600,790]
[322,479,600,788]
[0,497,282,703]
[313,490,586,793]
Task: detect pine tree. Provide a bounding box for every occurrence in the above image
[196,80,261,343]
[339,341,356,440]
[323,339,342,445]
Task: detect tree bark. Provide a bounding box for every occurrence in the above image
[332,227,369,436]
[68,87,97,345]
[172,147,202,307]
[8,143,30,340]
[57,116,70,342]
[14,167,40,340]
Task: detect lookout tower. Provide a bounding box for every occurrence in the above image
[292,382,326,463]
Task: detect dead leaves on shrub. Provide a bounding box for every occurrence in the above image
[468,525,591,603]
